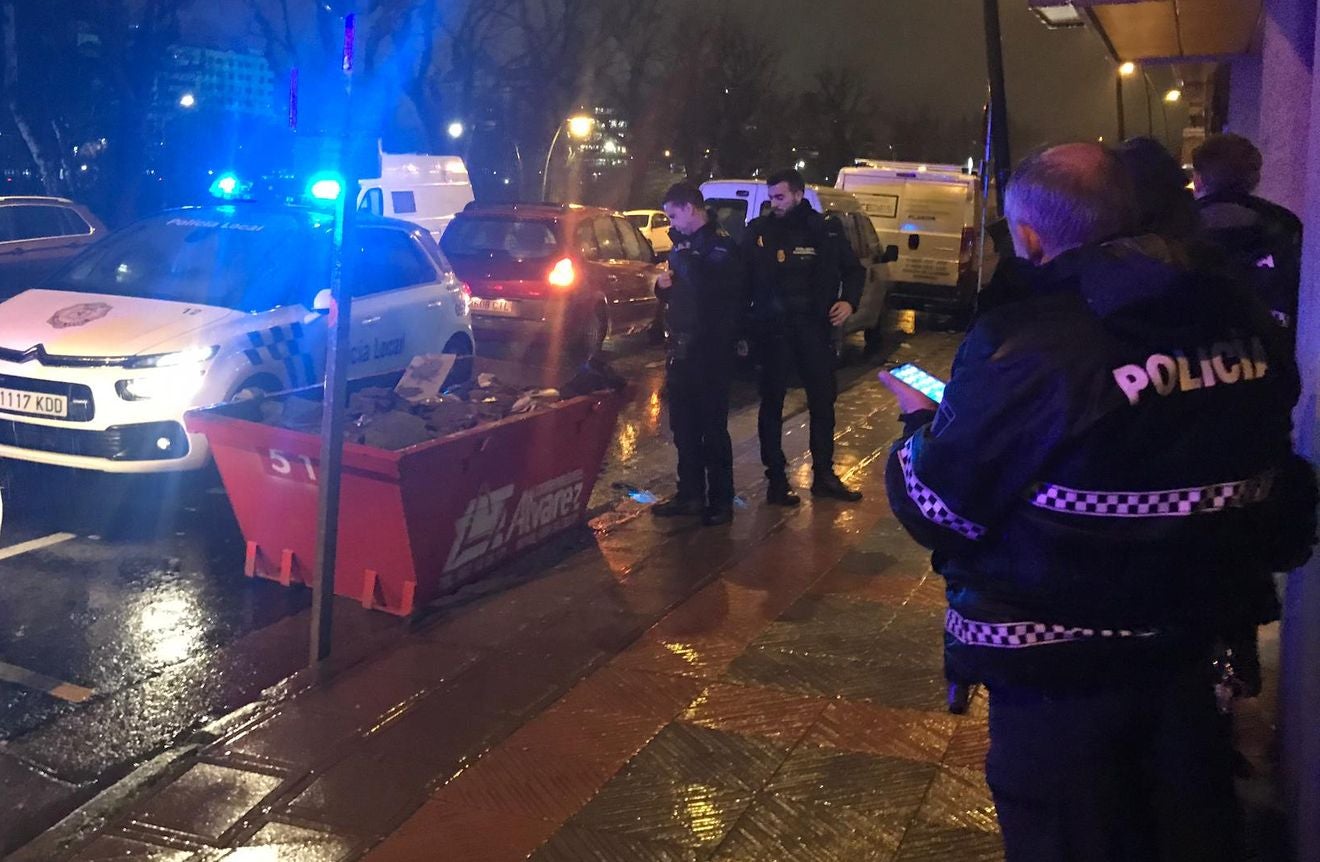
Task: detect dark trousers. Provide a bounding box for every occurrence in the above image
[667,353,733,506]
[755,317,836,478]
[986,668,1243,862]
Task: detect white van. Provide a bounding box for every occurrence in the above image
[358,153,475,243]
[835,161,996,318]
[699,179,894,346]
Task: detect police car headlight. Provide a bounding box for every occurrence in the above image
[123,346,219,369]
[117,370,207,402]
[116,365,209,401]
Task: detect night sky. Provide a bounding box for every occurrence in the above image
[187,0,1192,160]
[727,0,1189,158]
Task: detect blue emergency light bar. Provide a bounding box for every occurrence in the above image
[205,169,347,207]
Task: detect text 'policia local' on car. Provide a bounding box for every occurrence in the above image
[0,191,473,474]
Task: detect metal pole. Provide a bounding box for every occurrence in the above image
[1115,74,1127,141]
[309,9,361,666]
[541,123,563,201]
[983,0,1012,213]
[1146,75,1155,136]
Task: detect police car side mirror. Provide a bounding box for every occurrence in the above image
[881,245,899,264]
[312,288,333,313]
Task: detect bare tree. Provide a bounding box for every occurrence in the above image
[1,1,67,193]
[799,64,878,181]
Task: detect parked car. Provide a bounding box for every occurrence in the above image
[440,203,662,358]
[700,180,896,350]
[623,209,673,258]
[0,203,473,473]
[0,196,106,300]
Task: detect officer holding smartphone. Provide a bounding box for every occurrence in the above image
[650,182,745,527]
[877,143,1315,861]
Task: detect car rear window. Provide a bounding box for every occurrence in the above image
[626,214,649,229]
[441,217,559,261]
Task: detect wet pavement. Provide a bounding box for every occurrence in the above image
[2,317,1287,861]
[16,326,984,862]
[0,317,953,856]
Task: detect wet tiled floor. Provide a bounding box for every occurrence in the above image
[39,341,1285,861]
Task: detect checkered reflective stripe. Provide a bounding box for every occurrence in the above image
[243,323,316,388]
[897,438,987,540]
[945,608,1159,649]
[1027,473,1275,518]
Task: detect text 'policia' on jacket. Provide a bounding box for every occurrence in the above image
[743,200,843,323]
[657,220,746,357]
[884,235,1317,692]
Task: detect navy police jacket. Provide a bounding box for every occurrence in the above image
[884,235,1316,691]
[655,219,745,357]
[743,200,844,324]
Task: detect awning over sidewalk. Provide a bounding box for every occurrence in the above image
[1030,0,1263,62]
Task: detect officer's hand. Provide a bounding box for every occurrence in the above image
[656,271,673,290]
[736,339,749,358]
[877,370,939,414]
[828,301,854,326]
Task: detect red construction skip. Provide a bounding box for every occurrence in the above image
[187,389,626,616]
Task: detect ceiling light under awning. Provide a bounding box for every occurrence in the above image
[1031,2,1086,29]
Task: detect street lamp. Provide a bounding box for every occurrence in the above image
[1164,88,1182,103]
[1115,60,1136,141]
[541,114,595,201]
[447,121,464,140]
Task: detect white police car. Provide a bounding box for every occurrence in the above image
[0,202,473,473]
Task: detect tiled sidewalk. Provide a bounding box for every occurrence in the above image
[366,483,1000,862]
[44,365,1004,862]
[33,347,1287,862]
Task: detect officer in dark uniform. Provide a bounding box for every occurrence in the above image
[879,143,1316,861]
[1193,133,1303,339]
[650,182,745,526]
[744,168,863,505]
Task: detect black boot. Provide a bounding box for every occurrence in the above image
[766,477,801,507]
[811,473,862,502]
[652,496,704,517]
[702,504,734,526]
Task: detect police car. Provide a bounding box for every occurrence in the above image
[0,201,473,473]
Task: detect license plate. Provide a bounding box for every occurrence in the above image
[0,387,67,418]
[471,297,518,316]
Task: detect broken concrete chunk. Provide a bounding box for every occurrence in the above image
[357,410,433,450]
[394,354,457,403]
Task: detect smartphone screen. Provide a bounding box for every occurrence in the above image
[888,363,947,403]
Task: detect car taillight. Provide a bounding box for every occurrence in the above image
[958,226,976,271]
[547,257,576,289]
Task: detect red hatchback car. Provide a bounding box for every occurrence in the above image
[440,203,662,357]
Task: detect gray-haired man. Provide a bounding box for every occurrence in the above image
[879,143,1314,861]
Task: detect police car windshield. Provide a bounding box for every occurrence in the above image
[49,213,328,312]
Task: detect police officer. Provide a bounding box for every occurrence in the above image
[650,182,744,527]
[745,168,863,505]
[879,143,1315,861]
[1193,133,1303,339]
